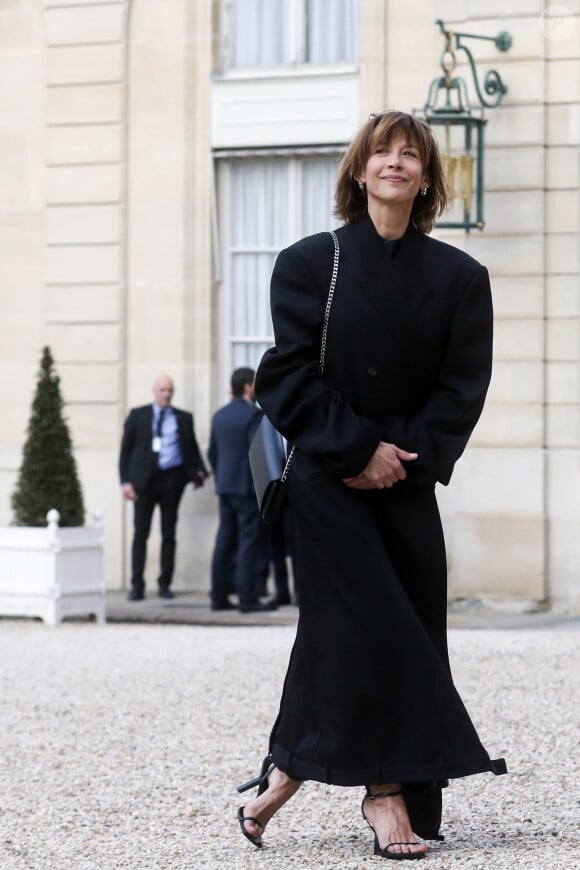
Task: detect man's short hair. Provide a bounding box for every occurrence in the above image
[231,367,255,397]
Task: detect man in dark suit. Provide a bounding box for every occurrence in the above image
[208,368,277,613]
[119,374,208,601]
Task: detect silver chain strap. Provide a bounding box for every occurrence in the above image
[281,230,340,482]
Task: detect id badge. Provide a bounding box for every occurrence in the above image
[152,436,162,453]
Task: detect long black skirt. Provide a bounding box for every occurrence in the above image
[268,451,506,788]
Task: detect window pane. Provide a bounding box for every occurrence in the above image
[302,157,341,236]
[229,161,289,367]
[232,0,289,67]
[231,162,288,248]
[307,0,359,62]
[225,156,343,374]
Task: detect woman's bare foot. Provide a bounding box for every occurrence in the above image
[241,766,303,841]
[362,784,428,858]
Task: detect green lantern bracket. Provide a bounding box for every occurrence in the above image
[415,19,512,231]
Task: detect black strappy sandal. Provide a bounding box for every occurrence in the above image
[236,755,275,849]
[237,806,265,848]
[361,788,427,861]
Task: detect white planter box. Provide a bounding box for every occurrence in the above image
[0,509,105,625]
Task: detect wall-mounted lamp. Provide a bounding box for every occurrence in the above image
[414,19,512,231]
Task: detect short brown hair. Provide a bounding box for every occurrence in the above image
[335,111,448,234]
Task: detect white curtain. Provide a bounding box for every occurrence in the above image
[302,157,341,236]
[227,155,342,369]
[307,0,359,62]
[232,0,289,67]
[230,161,288,367]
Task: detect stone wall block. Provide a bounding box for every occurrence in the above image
[45,244,120,285]
[547,58,580,102]
[546,146,580,189]
[545,12,580,59]
[485,145,543,190]
[47,164,121,203]
[0,217,43,287]
[546,232,579,273]
[546,319,580,361]
[0,7,42,51]
[47,124,121,165]
[66,404,119,448]
[47,44,122,85]
[47,323,119,364]
[545,104,580,146]
[546,361,580,403]
[547,448,580,610]
[446,513,545,599]
[45,285,120,323]
[44,6,125,46]
[439,446,546,596]
[488,361,543,403]
[59,362,120,403]
[485,105,544,147]
[462,234,543,274]
[546,405,580,447]
[475,404,544,446]
[491,275,543,318]
[0,56,44,130]
[546,274,580,317]
[484,189,544,234]
[493,318,543,360]
[489,58,544,105]
[546,189,579,233]
[46,204,120,244]
[47,83,121,125]
[438,446,544,513]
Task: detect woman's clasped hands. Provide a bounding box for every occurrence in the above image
[342,441,417,490]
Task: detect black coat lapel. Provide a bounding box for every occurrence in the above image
[337,216,429,327]
[391,226,433,315]
[336,215,391,326]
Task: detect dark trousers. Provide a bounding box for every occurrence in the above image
[211,493,262,609]
[131,467,186,592]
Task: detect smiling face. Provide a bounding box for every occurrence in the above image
[359,134,431,214]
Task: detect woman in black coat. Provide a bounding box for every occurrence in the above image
[237,111,506,861]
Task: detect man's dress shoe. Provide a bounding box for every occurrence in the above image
[239,601,279,613]
[158,588,175,599]
[127,589,144,601]
[211,599,236,611]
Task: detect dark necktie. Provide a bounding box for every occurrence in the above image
[154,410,165,468]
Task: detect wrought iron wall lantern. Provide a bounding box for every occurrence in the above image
[414,19,512,231]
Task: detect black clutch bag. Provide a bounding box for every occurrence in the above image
[249,230,340,523]
[248,416,291,524]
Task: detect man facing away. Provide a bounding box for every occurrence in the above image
[119,374,208,601]
[208,367,278,613]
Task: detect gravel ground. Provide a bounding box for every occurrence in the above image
[0,620,578,869]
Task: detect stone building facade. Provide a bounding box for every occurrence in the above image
[0,0,578,610]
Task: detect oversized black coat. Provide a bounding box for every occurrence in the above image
[254,214,506,794]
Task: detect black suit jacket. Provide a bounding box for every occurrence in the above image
[119,404,208,492]
[208,397,263,496]
[255,214,493,486]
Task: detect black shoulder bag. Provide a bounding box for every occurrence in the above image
[249,230,340,523]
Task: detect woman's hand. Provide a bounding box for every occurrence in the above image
[342,441,418,490]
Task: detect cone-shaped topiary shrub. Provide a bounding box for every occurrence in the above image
[12,346,85,527]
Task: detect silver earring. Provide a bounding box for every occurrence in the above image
[420,187,428,196]
[358,181,366,190]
